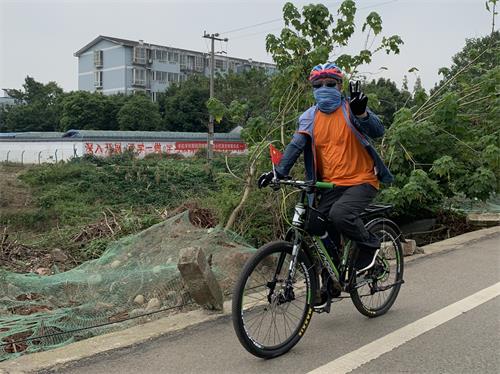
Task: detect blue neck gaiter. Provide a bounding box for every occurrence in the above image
[313,86,342,113]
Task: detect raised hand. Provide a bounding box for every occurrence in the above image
[349,81,368,116]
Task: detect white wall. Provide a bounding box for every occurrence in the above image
[0,140,246,164]
[0,142,82,164]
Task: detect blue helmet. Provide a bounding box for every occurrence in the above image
[309,62,344,81]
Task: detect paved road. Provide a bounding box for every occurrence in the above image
[57,233,500,374]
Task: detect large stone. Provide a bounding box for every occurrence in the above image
[177,247,223,311]
[145,297,161,311]
[402,239,417,256]
[133,294,145,305]
[51,248,68,262]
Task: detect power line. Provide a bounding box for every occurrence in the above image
[223,0,400,41]
[221,0,398,37]
[220,18,282,35]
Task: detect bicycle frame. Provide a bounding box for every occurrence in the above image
[284,188,359,295]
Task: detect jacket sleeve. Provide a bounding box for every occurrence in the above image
[352,108,385,139]
[274,132,307,178]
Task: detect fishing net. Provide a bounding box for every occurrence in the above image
[0,211,256,361]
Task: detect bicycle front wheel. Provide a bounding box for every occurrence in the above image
[232,241,316,358]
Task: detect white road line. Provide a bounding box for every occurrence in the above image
[308,282,500,374]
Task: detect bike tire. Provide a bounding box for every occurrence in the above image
[350,221,404,318]
[232,240,316,358]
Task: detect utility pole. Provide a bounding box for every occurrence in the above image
[203,31,228,162]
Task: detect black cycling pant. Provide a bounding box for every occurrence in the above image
[316,183,380,253]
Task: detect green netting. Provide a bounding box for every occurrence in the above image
[0,211,256,361]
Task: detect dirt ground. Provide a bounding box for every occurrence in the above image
[0,164,33,215]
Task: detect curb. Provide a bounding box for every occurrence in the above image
[0,226,498,373]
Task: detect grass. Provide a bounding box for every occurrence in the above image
[0,153,243,265]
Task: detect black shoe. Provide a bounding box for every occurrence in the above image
[314,276,341,308]
[355,248,379,274]
[314,289,329,308]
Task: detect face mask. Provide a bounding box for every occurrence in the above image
[313,86,342,113]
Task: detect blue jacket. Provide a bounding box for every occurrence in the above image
[275,99,394,184]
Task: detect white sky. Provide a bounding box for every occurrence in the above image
[0,0,493,94]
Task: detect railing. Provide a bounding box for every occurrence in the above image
[0,148,80,165]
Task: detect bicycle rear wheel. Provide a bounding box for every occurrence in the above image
[232,241,316,358]
[350,220,404,317]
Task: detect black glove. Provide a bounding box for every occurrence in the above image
[257,171,274,189]
[349,81,368,116]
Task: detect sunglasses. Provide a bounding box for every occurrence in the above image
[311,79,341,89]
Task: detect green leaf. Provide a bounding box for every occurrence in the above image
[205,97,227,124]
[363,12,383,35]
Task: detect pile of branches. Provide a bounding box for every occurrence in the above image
[0,227,66,274]
[71,209,121,245]
[165,202,218,229]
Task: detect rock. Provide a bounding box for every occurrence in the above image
[177,247,223,311]
[414,246,425,254]
[51,248,68,262]
[35,267,51,276]
[402,239,417,256]
[87,274,103,285]
[129,308,146,317]
[95,302,114,311]
[146,297,161,311]
[134,294,145,305]
[110,260,121,269]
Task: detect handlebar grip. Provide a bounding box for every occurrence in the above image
[315,181,335,189]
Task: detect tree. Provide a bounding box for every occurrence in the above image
[380,30,499,218]
[117,93,161,131]
[363,78,412,125]
[158,75,211,132]
[1,76,64,132]
[60,91,107,131]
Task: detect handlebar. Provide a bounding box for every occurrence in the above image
[269,178,335,191]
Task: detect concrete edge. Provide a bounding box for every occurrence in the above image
[1,226,499,374]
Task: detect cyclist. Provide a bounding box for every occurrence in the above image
[258,62,393,275]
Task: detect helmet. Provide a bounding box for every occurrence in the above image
[308,62,344,82]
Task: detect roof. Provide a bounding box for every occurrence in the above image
[74,35,139,56]
[0,130,242,142]
[74,35,276,67]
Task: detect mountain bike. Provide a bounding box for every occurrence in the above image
[232,178,404,359]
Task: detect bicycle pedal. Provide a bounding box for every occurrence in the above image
[313,297,332,314]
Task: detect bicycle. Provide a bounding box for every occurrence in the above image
[232,178,405,359]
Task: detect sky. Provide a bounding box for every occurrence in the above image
[0,0,493,95]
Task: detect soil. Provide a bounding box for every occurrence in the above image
[0,164,33,214]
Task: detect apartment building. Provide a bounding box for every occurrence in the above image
[75,35,276,101]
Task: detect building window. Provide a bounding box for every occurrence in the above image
[168,72,179,83]
[215,59,224,70]
[154,50,168,62]
[154,71,167,83]
[94,71,103,87]
[133,46,146,64]
[94,50,103,67]
[180,54,187,69]
[194,56,204,71]
[133,68,146,86]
